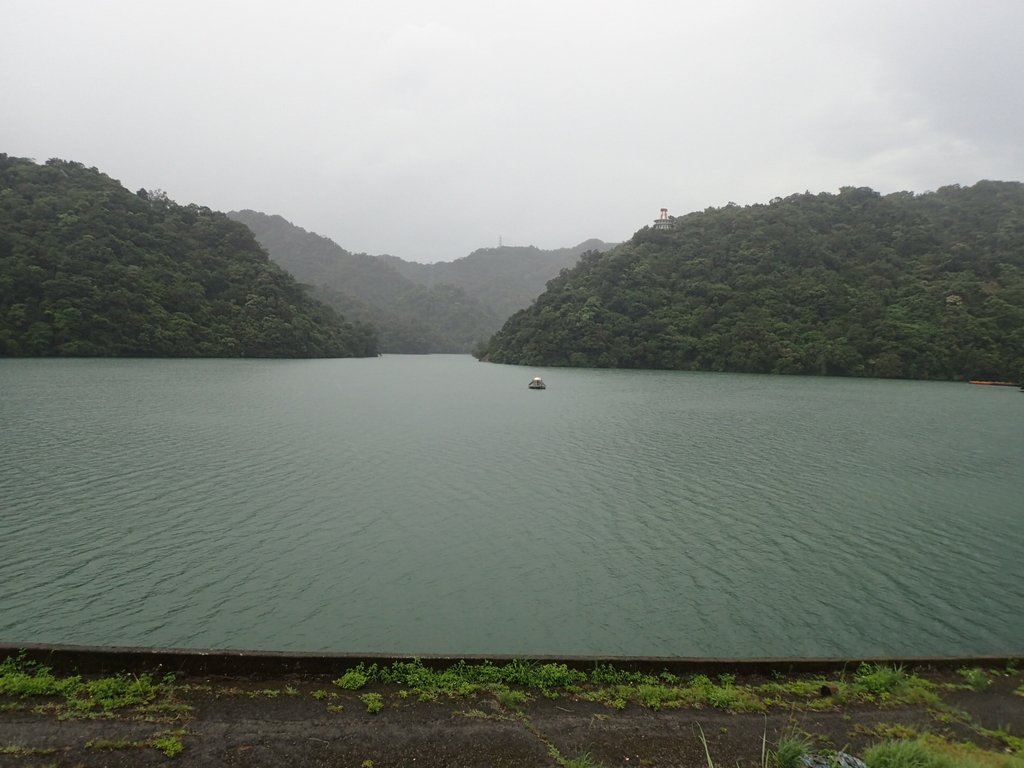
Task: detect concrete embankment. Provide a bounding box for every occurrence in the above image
[2,643,1021,768]
[2,641,1017,677]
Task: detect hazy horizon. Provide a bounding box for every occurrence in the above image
[4,1,1023,263]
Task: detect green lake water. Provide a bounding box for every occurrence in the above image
[1,355,1021,657]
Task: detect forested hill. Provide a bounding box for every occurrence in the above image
[0,155,377,357]
[380,239,617,320]
[478,182,1024,381]
[228,210,498,353]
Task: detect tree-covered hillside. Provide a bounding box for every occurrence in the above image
[479,182,1024,381]
[0,155,377,357]
[228,210,498,353]
[380,239,616,320]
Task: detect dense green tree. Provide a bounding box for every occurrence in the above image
[0,155,377,358]
[478,182,1024,381]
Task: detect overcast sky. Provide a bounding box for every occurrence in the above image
[4,1,1023,263]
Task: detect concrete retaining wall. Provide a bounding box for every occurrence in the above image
[1,642,1017,678]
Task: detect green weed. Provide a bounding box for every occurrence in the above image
[958,668,990,691]
[334,668,369,690]
[773,732,811,768]
[0,655,171,717]
[853,723,920,741]
[973,725,1024,755]
[588,663,657,686]
[0,745,58,756]
[152,733,184,758]
[495,687,531,710]
[842,664,941,707]
[86,731,184,758]
[695,723,720,768]
[563,752,604,768]
[636,683,679,710]
[688,674,764,712]
[454,708,502,720]
[756,677,833,699]
[855,663,908,696]
[327,659,591,702]
[863,735,1024,768]
[697,723,816,768]
[361,692,384,713]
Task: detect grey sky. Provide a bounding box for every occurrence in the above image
[4,1,1023,263]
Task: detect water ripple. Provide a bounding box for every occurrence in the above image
[1,358,1022,656]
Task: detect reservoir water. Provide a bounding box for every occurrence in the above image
[1,355,1022,658]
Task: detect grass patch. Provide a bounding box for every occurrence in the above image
[454,708,506,720]
[773,731,812,768]
[865,738,937,768]
[334,669,369,690]
[831,664,943,708]
[582,673,764,712]
[152,732,184,757]
[360,692,384,714]
[690,674,765,711]
[855,663,910,696]
[589,663,660,686]
[495,687,531,710]
[696,724,819,768]
[0,654,178,719]
[958,668,990,691]
[757,677,832,699]
[330,659,588,702]
[972,726,1024,755]
[854,723,921,741]
[563,752,605,768]
[0,745,58,756]
[85,730,185,757]
[864,735,1024,768]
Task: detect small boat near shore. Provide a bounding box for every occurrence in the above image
[968,380,1019,387]
[528,377,546,390]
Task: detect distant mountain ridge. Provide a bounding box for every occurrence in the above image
[380,239,617,320]
[227,210,498,353]
[0,155,377,358]
[479,182,1024,381]
[228,209,614,353]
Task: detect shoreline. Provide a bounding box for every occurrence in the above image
[2,646,1022,767]
[3,641,1019,678]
